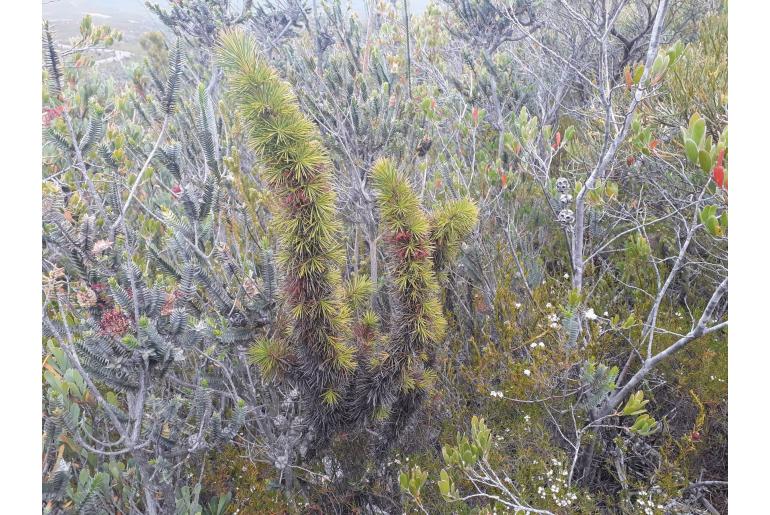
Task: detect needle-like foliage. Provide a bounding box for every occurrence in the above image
[216,31,478,450]
[216,29,356,436]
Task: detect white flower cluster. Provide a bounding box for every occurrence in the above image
[635,489,666,515]
[490,390,504,398]
[529,341,546,350]
[547,312,560,329]
[535,459,579,508]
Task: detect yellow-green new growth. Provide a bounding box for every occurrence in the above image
[430,198,479,273]
[344,273,375,311]
[371,158,446,346]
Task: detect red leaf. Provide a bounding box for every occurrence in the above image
[712,149,726,189]
[712,165,724,189]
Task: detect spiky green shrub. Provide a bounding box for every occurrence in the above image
[355,158,448,442]
[216,29,357,438]
[216,30,478,452]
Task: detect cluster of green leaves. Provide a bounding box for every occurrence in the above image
[622,391,659,437]
[681,113,728,176]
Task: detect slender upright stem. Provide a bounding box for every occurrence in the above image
[572,0,670,293]
[403,0,412,99]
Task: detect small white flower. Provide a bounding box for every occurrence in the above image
[524,414,530,422]
[515,302,522,308]
[563,273,570,279]
[539,341,545,348]
[523,369,531,377]
[603,311,609,316]
[584,308,598,320]
[546,302,553,308]
[530,342,538,348]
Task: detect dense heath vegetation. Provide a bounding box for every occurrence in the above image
[41,1,727,513]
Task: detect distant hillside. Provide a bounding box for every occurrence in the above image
[42,0,430,71]
[42,0,431,46]
[43,0,168,54]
